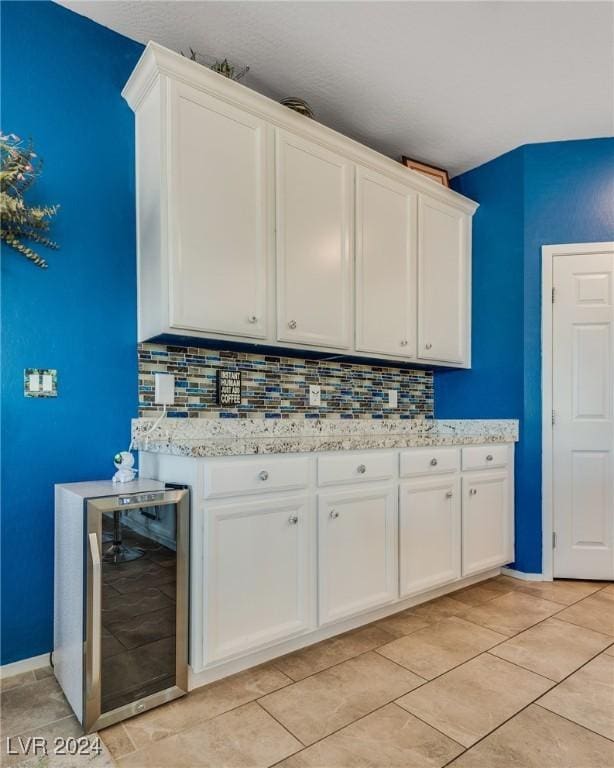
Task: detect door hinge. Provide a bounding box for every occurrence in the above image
[552,287,556,303]
[552,409,556,426]
[552,531,557,549]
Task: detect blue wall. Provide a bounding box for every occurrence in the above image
[1,1,143,664]
[437,137,614,573]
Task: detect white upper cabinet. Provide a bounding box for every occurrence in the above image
[417,195,470,364]
[276,130,352,349]
[355,166,417,358]
[168,83,269,339]
[124,43,476,367]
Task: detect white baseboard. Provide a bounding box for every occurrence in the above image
[501,567,546,582]
[0,652,50,679]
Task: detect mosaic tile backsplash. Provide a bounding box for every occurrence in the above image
[138,343,434,419]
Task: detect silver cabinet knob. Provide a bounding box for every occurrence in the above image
[425,343,432,350]
[288,514,298,525]
[446,491,453,498]
[400,340,408,347]
[469,488,477,496]
[288,320,297,329]
[248,315,258,324]
[330,509,340,520]
[357,464,367,474]
[486,454,494,462]
[430,458,438,466]
[258,470,269,481]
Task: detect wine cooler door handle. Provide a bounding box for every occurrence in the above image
[88,532,102,691]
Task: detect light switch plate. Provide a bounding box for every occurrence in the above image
[24,368,57,398]
[309,384,321,407]
[387,389,398,408]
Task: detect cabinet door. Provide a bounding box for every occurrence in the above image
[203,495,315,665]
[462,471,513,576]
[169,83,270,338]
[318,486,397,624]
[355,166,417,358]
[276,130,352,349]
[399,477,461,597]
[417,195,470,364]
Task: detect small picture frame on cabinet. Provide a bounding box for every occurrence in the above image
[402,156,450,187]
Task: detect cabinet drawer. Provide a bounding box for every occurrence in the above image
[461,445,508,471]
[204,457,310,499]
[318,452,396,487]
[400,447,459,478]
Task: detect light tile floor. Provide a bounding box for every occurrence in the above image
[1,575,613,767]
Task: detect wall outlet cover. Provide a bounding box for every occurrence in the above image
[154,372,175,405]
[24,369,57,398]
[309,384,321,407]
[387,389,398,408]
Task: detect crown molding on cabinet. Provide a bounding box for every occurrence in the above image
[123,42,478,216]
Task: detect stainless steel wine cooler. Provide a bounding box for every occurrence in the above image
[54,480,189,732]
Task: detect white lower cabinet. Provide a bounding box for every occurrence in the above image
[203,494,315,665]
[399,476,461,597]
[143,442,514,678]
[462,470,513,576]
[318,486,398,625]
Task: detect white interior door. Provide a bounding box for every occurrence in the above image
[553,247,614,579]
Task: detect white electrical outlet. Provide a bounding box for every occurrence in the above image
[309,384,321,407]
[387,389,398,408]
[155,373,175,406]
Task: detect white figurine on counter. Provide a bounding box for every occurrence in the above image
[112,451,137,483]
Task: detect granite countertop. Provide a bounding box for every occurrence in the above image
[132,418,519,458]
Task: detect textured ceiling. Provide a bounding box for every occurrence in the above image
[58,1,613,176]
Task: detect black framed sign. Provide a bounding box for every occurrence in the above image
[216,369,242,406]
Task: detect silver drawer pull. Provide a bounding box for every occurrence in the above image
[430,458,438,466]
[486,454,494,462]
[469,488,477,496]
[330,509,340,520]
[288,320,297,329]
[248,315,258,324]
[288,514,298,525]
[425,343,432,350]
[258,470,269,481]
[400,340,408,346]
[446,491,453,498]
[357,464,367,474]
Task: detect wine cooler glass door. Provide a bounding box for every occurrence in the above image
[84,489,189,732]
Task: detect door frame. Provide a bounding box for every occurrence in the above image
[541,242,614,581]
